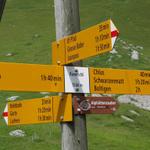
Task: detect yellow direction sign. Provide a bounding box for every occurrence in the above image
[3,95,72,126]
[52,19,119,65]
[90,68,150,95]
[0,62,149,95]
[0,62,64,92]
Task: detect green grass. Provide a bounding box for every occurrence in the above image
[87,104,150,150]
[0,0,150,149]
[1,104,150,150]
[81,0,150,70]
[0,123,61,150]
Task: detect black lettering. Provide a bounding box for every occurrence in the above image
[67,45,77,52]
[10,118,20,124]
[96,43,110,52]
[76,42,84,49]
[99,23,109,32]
[67,53,79,61]
[10,111,17,116]
[94,77,124,84]
[95,33,110,43]
[42,99,51,105]
[93,69,104,75]
[38,107,51,113]
[69,71,83,77]
[136,87,141,93]
[67,35,77,44]
[38,115,52,121]
[94,85,111,93]
[135,79,150,85]
[10,103,22,108]
[41,74,62,82]
[140,72,150,78]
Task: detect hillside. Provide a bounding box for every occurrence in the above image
[0,0,150,150]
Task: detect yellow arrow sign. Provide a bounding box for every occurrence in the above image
[52,19,119,65]
[90,68,150,95]
[0,62,149,95]
[3,95,72,126]
[0,62,64,92]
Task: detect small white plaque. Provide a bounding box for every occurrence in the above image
[64,66,90,93]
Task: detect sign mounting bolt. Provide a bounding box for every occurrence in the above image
[60,116,64,120]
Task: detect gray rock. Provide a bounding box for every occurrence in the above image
[118,95,150,111]
[129,110,140,116]
[6,96,20,101]
[121,115,134,122]
[9,129,26,137]
[40,92,50,95]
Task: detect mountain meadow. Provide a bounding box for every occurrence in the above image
[0,0,150,149]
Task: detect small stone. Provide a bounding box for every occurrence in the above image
[117,55,122,58]
[102,94,116,97]
[32,132,40,142]
[5,53,13,57]
[118,95,150,111]
[44,96,50,98]
[136,46,143,50]
[122,46,130,50]
[110,48,118,54]
[131,50,139,60]
[34,34,40,38]
[107,56,113,62]
[121,115,134,122]
[40,92,50,95]
[129,110,140,116]
[6,96,19,101]
[9,129,26,137]
[91,94,103,97]
[117,95,131,104]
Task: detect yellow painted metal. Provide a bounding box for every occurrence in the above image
[53,94,72,122]
[52,19,116,65]
[7,95,72,126]
[90,68,150,95]
[127,70,150,94]
[0,62,64,92]
[52,40,66,65]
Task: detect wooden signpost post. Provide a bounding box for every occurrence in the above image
[53,1,88,150]
[0,0,6,21]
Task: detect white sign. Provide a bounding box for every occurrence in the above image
[64,66,90,93]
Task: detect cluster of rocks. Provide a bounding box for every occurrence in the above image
[108,37,144,61]
[117,95,150,111]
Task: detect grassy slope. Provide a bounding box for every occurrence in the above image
[80,0,150,70]
[0,0,150,150]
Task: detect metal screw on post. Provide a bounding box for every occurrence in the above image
[54,0,88,150]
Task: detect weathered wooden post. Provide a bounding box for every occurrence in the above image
[53,0,88,150]
[0,0,6,21]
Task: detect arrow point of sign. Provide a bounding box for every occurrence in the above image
[110,20,119,48]
[3,104,8,125]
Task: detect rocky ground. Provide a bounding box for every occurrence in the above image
[117,95,150,111]
[91,94,150,111]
